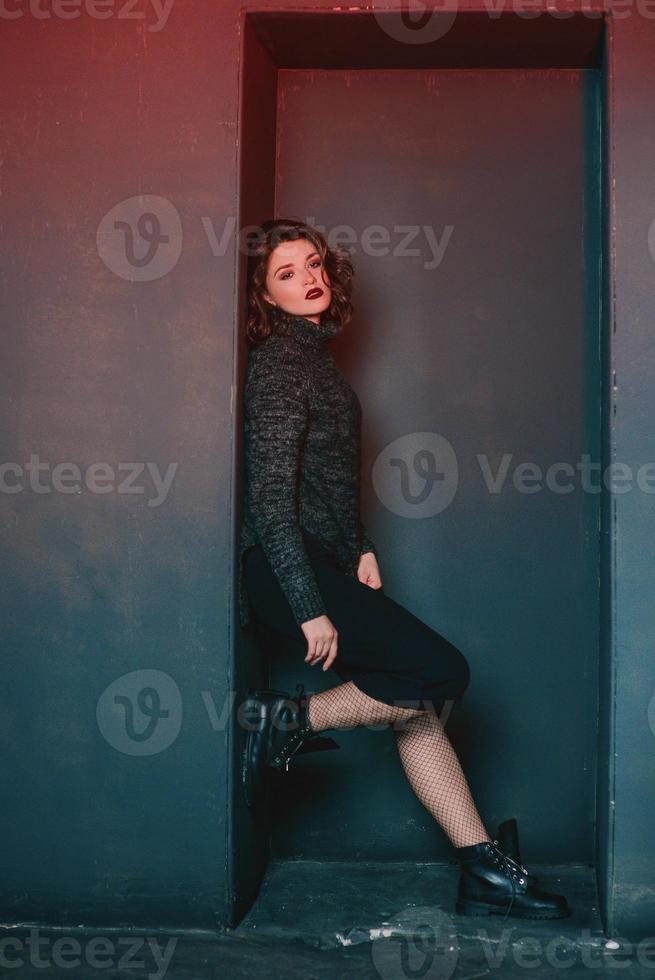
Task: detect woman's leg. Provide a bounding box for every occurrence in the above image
[391,709,492,848]
[245,542,491,848]
[307,681,491,849]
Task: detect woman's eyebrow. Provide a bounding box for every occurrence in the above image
[273,251,320,275]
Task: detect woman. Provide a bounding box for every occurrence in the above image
[238,218,569,921]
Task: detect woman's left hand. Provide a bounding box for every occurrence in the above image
[357,552,382,590]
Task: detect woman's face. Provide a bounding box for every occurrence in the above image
[262,237,332,324]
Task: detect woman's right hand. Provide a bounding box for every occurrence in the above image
[300,614,338,671]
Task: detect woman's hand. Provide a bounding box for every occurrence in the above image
[358,551,382,590]
[300,614,339,671]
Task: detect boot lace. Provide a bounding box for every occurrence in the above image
[488,839,529,921]
[269,683,312,768]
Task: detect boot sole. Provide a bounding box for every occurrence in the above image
[270,735,340,767]
[456,899,570,919]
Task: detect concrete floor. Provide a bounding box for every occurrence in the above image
[4,859,654,978]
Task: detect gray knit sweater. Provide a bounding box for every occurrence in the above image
[238,306,377,630]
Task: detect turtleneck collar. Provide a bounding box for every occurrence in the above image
[269,306,343,348]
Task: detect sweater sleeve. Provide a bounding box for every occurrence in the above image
[244,342,328,627]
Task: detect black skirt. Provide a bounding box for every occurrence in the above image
[243,529,470,714]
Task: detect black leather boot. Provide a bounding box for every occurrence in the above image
[454,838,570,920]
[241,684,340,809]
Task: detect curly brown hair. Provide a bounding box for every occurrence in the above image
[244,218,355,348]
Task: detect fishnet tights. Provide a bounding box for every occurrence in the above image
[306,680,491,849]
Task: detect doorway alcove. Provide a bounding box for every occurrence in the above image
[233,6,609,931]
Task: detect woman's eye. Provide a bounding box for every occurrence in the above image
[280,260,320,281]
